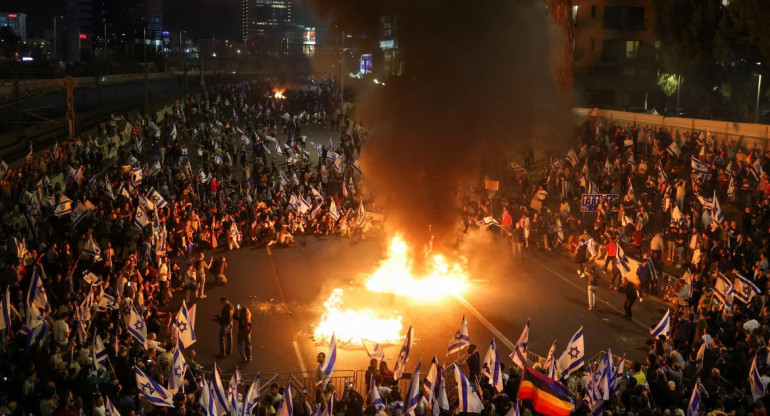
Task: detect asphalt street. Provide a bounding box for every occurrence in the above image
[181,233,668,381]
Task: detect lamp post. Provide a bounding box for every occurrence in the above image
[143,24,149,110]
[53,15,63,62]
[755,73,763,123]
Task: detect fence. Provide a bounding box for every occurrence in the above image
[573,107,770,152]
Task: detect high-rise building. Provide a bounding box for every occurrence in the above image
[65,0,93,61]
[572,0,659,110]
[0,13,27,42]
[242,0,250,43]
[145,0,163,41]
[252,0,291,38]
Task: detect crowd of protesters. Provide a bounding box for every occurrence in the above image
[2,70,770,416]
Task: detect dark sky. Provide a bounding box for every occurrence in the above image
[7,0,321,40]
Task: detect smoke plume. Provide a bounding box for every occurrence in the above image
[310,0,572,252]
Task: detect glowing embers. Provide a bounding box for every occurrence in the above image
[364,234,470,300]
[313,288,403,345]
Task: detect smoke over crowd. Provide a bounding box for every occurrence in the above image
[309,0,572,252]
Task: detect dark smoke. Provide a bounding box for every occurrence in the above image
[310,0,572,251]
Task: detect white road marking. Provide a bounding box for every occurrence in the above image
[293,340,308,372]
[453,293,516,351]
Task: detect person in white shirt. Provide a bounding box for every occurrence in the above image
[52,314,70,347]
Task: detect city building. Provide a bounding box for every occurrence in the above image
[243,0,292,51]
[379,14,402,77]
[0,13,27,42]
[65,0,93,62]
[572,0,660,110]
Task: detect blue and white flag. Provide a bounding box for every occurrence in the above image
[650,309,670,339]
[310,187,324,202]
[241,374,261,416]
[137,194,155,213]
[134,206,150,230]
[105,396,121,416]
[149,160,162,177]
[691,156,710,174]
[71,201,92,228]
[227,367,242,414]
[505,401,520,416]
[453,363,484,413]
[320,333,337,379]
[616,244,632,275]
[370,373,386,411]
[72,165,84,185]
[135,366,175,407]
[276,385,293,416]
[557,326,584,377]
[403,360,423,416]
[173,300,197,348]
[27,266,51,315]
[667,141,681,156]
[611,355,626,395]
[329,199,340,221]
[211,363,229,415]
[147,187,168,209]
[393,325,414,380]
[509,318,530,368]
[750,354,766,400]
[424,355,439,394]
[447,314,470,354]
[131,167,143,185]
[168,340,188,394]
[299,195,311,214]
[714,273,735,307]
[362,339,385,361]
[482,338,504,393]
[711,191,724,226]
[696,341,706,374]
[687,384,701,416]
[116,183,130,199]
[288,194,299,212]
[0,288,11,331]
[55,195,73,217]
[200,379,217,416]
[435,365,450,412]
[83,236,101,260]
[544,340,558,381]
[734,273,761,304]
[126,303,148,349]
[598,350,613,400]
[93,335,110,376]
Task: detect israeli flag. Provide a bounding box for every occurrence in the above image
[611,355,626,395]
[149,160,162,177]
[311,141,323,156]
[168,340,188,394]
[126,303,148,349]
[616,244,632,275]
[105,396,121,416]
[505,401,520,416]
[714,273,735,307]
[447,314,470,354]
[299,195,311,214]
[362,339,385,361]
[241,374,261,416]
[71,202,92,228]
[509,318,529,368]
[482,338,504,393]
[173,300,197,348]
[403,360,423,416]
[650,309,671,339]
[393,325,414,380]
[27,266,51,315]
[424,355,439,393]
[131,167,143,185]
[711,191,724,226]
[135,366,175,407]
[288,194,299,212]
[83,236,102,260]
[311,187,324,202]
[687,384,701,416]
[229,368,242,416]
[55,195,73,217]
[667,141,681,156]
[93,335,110,375]
[276,385,293,416]
[146,187,169,210]
[370,374,386,412]
[544,340,558,381]
[695,341,706,374]
[320,333,337,379]
[134,206,150,230]
[200,379,216,416]
[751,354,766,400]
[435,365,450,412]
[329,199,340,221]
[0,288,11,331]
[690,156,710,174]
[734,273,761,304]
[453,363,484,413]
[211,363,229,415]
[557,326,584,377]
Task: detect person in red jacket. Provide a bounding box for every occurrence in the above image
[603,237,617,274]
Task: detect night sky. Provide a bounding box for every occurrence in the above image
[6,0,321,40]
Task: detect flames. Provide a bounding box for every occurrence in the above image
[274,89,286,100]
[314,235,470,345]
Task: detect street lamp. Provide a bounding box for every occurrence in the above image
[755,73,763,123]
[53,15,63,61]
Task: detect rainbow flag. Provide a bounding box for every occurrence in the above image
[518,366,573,416]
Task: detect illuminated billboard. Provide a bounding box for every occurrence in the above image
[303,28,316,45]
[360,54,372,74]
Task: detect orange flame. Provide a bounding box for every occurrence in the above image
[274,89,286,99]
[314,235,470,344]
